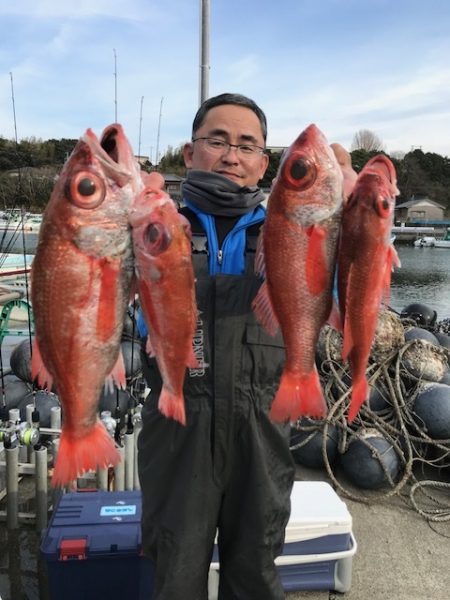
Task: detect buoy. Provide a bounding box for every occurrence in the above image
[435,331,450,350]
[368,382,391,412]
[340,429,401,489]
[99,388,134,428]
[404,327,439,345]
[401,339,448,382]
[10,339,33,383]
[413,383,450,439]
[290,418,339,468]
[17,390,60,428]
[400,303,437,328]
[372,308,405,358]
[0,376,32,411]
[121,340,142,380]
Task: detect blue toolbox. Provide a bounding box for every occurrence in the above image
[40,490,153,600]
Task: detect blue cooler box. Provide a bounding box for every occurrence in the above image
[210,481,356,595]
[40,490,154,600]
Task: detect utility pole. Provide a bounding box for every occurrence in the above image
[199,0,210,106]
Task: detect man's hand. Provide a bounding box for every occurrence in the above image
[331,143,357,201]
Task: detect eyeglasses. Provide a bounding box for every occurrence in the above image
[192,137,266,157]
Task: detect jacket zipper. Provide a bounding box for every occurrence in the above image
[217,249,223,265]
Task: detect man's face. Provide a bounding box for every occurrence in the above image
[183,104,269,187]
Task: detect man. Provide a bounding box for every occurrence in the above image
[138,93,295,600]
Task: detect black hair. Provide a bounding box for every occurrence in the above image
[192,93,267,142]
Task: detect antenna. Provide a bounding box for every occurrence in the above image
[155,96,164,169]
[138,96,144,158]
[113,48,118,122]
[9,72,18,145]
[199,0,210,106]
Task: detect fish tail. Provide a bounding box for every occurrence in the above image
[348,376,369,423]
[52,421,121,487]
[270,369,327,423]
[158,387,186,426]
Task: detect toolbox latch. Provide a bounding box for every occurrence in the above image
[59,538,87,561]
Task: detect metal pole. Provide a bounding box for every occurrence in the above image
[50,406,61,430]
[133,419,142,491]
[138,96,144,158]
[113,446,125,491]
[34,445,48,531]
[113,48,118,122]
[5,444,19,529]
[124,431,135,491]
[96,467,109,491]
[199,0,210,105]
[155,96,164,168]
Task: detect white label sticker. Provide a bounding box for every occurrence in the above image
[100,505,137,517]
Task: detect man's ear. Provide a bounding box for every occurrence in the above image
[183,142,194,168]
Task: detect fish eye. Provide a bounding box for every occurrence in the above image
[283,154,317,190]
[68,170,106,209]
[145,222,172,255]
[374,194,392,218]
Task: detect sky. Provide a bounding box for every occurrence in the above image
[1,0,450,162]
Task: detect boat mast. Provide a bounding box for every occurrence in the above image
[113,48,118,122]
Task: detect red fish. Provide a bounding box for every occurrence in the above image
[252,124,343,422]
[129,185,198,425]
[337,155,400,422]
[31,124,143,486]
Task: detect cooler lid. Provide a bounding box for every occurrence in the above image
[286,481,352,542]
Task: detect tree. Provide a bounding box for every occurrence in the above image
[351,129,384,153]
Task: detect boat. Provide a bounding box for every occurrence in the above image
[434,227,450,248]
[413,236,436,248]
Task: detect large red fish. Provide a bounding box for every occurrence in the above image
[252,124,343,422]
[337,155,400,422]
[129,182,198,425]
[31,124,143,486]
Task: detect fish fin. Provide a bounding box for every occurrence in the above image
[104,350,126,391]
[382,244,400,305]
[252,281,279,336]
[187,346,200,369]
[347,376,369,423]
[52,420,121,487]
[158,387,186,425]
[254,228,266,278]
[305,225,328,295]
[145,336,156,357]
[342,313,354,361]
[97,258,121,343]
[270,369,327,423]
[31,339,54,390]
[327,298,343,332]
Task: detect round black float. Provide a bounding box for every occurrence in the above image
[413,383,450,439]
[434,331,450,350]
[290,418,339,468]
[404,327,439,346]
[17,390,60,428]
[121,340,142,380]
[10,339,33,383]
[400,303,437,329]
[0,376,32,412]
[340,429,401,489]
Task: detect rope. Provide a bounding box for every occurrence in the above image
[291,313,450,530]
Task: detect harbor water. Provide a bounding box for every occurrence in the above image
[389,245,450,321]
